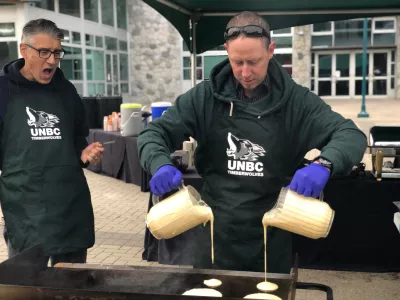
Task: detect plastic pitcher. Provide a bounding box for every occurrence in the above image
[262,187,335,239]
[146,184,213,240]
[120,103,143,137]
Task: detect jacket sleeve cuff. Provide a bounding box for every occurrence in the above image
[319,148,349,176]
[149,155,173,176]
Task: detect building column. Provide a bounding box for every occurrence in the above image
[127,0,182,105]
[292,25,312,89]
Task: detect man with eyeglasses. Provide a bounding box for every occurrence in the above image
[138,11,367,273]
[0,19,103,267]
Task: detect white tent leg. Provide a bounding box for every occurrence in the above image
[190,17,197,88]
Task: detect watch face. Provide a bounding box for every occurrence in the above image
[319,158,332,166]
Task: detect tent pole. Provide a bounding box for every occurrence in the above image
[190,16,197,88]
[358,18,369,118]
[200,8,400,16]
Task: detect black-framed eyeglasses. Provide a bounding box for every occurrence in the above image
[224,25,271,42]
[25,44,66,59]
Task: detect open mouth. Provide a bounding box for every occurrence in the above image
[42,68,54,77]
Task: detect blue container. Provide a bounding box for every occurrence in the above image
[151,102,172,120]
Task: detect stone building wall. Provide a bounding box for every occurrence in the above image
[291,25,312,89]
[127,0,182,105]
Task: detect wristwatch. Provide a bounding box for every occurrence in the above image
[314,157,332,171]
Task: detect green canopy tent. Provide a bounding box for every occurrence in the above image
[142,0,400,87]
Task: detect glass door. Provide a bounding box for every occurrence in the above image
[314,50,391,98]
[372,52,389,95]
[106,52,120,96]
[315,52,351,97]
[353,50,390,97]
[316,54,333,96]
[334,53,350,96]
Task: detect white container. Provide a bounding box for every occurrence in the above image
[120,103,142,137]
[103,116,108,131]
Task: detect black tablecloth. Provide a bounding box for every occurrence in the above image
[86,129,142,186]
[81,96,122,129]
[143,167,400,272]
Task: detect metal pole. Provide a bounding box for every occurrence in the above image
[200,8,400,17]
[358,18,369,118]
[190,17,197,88]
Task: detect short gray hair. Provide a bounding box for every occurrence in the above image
[21,19,64,43]
[226,11,271,46]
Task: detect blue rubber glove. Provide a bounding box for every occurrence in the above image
[150,165,183,197]
[289,163,330,198]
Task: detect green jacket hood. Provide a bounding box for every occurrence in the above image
[209,57,295,117]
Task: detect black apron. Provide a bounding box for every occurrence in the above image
[193,100,293,273]
[0,83,94,255]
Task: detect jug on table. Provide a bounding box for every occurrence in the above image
[262,187,335,239]
[146,183,213,240]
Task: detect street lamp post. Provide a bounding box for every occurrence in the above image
[358,18,369,118]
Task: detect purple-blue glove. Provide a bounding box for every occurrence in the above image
[150,165,183,196]
[289,163,330,198]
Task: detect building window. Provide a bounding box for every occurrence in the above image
[119,54,129,80]
[86,49,105,80]
[0,23,15,38]
[85,34,95,47]
[313,22,333,33]
[274,54,292,76]
[88,35,103,49]
[86,49,105,96]
[117,0,127,29]
[334,19,372,47]
[119,53,129,93]
[311,22,334,48]
[60,46,83,80]
[203,56,227,80]
[72,31,81,45]
[59,0,81,18]
[182,56,202,80]
[310,53,316,93]
[84,0,99,22]
[312,17,396,48]
[372,18,396,46]
[101,0,114,27]
[31,0,55,11]
[0,41,18,69]
[96,36,103,48]
[105,37,118,50]
[271,28,293,49]
[390,50,396,89]
[61,29,70,43]
[119,40,128,51]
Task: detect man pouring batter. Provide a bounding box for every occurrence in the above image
[138,11,367,273]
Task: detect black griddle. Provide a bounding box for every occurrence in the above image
[0,245,332,300]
